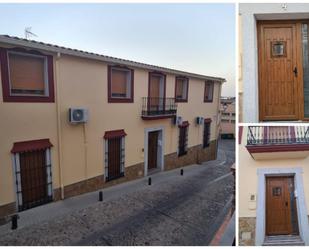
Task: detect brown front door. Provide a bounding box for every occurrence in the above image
[19,150,49,210]
[108,137,122,180]
[266,176,295,235]
[258,22,301,121]
[148,131,159,170]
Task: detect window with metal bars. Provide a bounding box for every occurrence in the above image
[203,121,211,148]
[105,136,125,181]
[178,123,189,156]
[13,148,53,211]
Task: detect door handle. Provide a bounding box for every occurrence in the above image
[285,201,288,207]
[293,67,298,77]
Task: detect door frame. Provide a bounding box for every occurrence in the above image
[144,126,165,176]
[257,20,305,121]
[265,176,293,235]
[255,167,309,246]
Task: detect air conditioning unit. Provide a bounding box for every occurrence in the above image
[69,108,88,124]
[196,117,204,125]
[173,116,183,126]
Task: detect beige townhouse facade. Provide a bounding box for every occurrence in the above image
[239,126,309,246]
[0,35,225,222]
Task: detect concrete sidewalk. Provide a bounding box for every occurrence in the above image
[219,213,236,246]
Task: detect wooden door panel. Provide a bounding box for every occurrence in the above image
[266,177,293,235]
[148,131,159,170]
[108,138,121,180]
[20,150,47,207]
[258,22,300,121]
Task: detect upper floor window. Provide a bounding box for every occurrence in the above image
[175,77,189,102]
[108,65,134,103]
[0,48,54,102]
[204,80,214,102]
[9,52,48,96]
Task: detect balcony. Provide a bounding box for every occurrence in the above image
[141,97,177,120]
[246,126,309,160]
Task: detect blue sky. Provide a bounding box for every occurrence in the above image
[0,3,235,96]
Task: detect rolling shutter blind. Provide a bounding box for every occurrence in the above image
[150,75,161,98]
[111,69,127,96]
[205,81,214,101]
[9,53,45,92]
[176,78,184,98]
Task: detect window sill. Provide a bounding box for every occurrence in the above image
[3,95,54,103]
[108,98,133,103]
[204,99,213,103]
[175,99,188,103]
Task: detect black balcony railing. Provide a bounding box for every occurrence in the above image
[141,97,177,117]
[247,126,309,145]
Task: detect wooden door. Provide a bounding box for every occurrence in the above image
[108,137,121,180]
[258,22,300,121]
[178,126,187,156]
[148,131,159,170]
[19,150,48,210]
[266,177,293,235]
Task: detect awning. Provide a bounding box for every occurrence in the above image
[204,118,212,123]
[178,121,190,128]
[103,129,127,139]
[11,139,53,153]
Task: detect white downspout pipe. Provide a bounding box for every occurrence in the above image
[55,52,64,199]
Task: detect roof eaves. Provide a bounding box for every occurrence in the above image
[0,35,226,83]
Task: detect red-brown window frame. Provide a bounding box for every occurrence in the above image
[175,76,189,103]
[238,126,243,145]
[108,65,134,103]
[204,80,214,103]
[0,47,55,103]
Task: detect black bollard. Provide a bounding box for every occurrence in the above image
[99,191,103,202]
[148,177,152,185]
[180,169,184,175]
[11,215,18,230]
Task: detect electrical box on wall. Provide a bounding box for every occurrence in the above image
[248,193,256,210]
